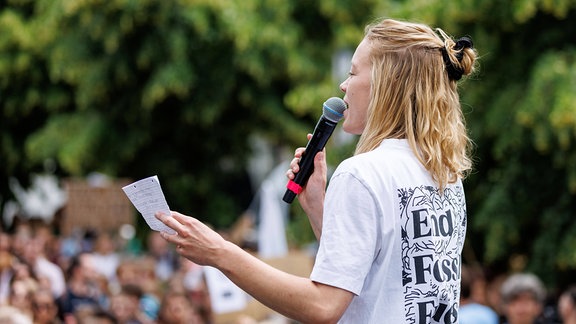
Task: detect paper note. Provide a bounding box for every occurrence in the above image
[122,175,176,234]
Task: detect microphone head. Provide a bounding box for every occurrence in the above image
[322,97,347,123]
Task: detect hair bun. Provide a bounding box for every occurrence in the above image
[442,36,474,81]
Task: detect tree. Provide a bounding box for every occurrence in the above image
[0,0,365,230]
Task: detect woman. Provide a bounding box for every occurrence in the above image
[156,18,477,323]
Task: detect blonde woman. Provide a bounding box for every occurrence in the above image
[156,18,478,323]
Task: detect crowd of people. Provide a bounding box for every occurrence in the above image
[0,218,212,324]
[459,264,576,324]
[1,216,575,324]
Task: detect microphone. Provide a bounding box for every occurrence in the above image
[282,97,347,204]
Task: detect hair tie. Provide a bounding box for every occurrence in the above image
[454,36,473,60]
[441,36,474,81]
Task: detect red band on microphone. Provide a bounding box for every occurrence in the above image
[286,180,303,194]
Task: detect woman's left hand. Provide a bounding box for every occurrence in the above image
[155,211,228,267]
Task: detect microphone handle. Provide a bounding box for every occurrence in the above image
[282,117,338,203]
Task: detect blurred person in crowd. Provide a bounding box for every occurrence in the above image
[57,252,107,323]
[114,258,139,289]
[9,256,41,315]
[10,220,34,257]
[146,232,179,283]
[113,258,160,322]
[22,236,66,299]
[11,256,40,292]
[459,264,499,324]
[9,277,35,317]
[156,291,203,324]
[1,245,35,306]
[9,275,37,320]
[0,304,33,324]
[91,232,121,285]
[155,17,477,323]
[166,257,204,295]
[134,257,161,322]
[501,272,547,324]
[166,257,212,323]
[186,276,212,324]
[108,284,152,324]
[32,288,61,324]
[558,285,576,324]
[31,220,61,265]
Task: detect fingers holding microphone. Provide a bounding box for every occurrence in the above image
[285,133,328,203]
[286,138,311,179]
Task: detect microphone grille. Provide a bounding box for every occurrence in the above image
[322,97,347,123]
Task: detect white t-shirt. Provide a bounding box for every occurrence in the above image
[310,139,467,323]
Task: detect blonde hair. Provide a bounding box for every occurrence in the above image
[355,19,477,190]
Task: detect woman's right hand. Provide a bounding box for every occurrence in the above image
[286,134,327,239]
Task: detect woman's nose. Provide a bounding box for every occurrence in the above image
[339,79,348,93]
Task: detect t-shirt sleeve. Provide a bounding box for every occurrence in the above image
[310,170,383,295]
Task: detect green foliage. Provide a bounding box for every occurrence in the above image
[517,49,576,190]
[0,0,353,230]
[26,113,105,174]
